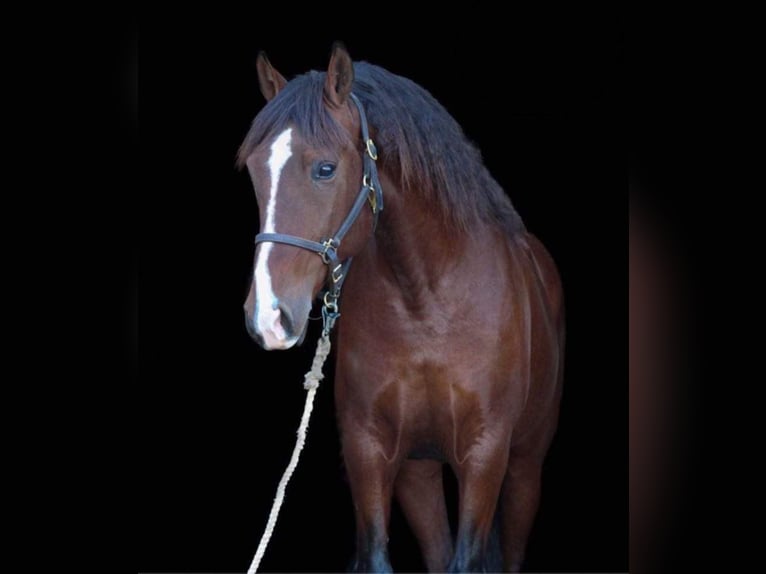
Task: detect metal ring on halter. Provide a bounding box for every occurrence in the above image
[323,291,338,312]
[366,139,378,160]
[320,239,339,264]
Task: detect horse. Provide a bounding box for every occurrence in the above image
[240,43,564,573]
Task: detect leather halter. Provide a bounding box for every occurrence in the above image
[255,93,384,336]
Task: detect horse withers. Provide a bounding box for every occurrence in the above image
[240,44,564,573]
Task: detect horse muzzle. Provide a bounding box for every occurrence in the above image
[246,297,310,351]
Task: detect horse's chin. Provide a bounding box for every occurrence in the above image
[263,318,309,351]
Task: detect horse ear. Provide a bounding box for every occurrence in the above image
[256,51,287,102]
[324,42,354,107]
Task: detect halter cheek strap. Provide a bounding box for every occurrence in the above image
[254,93,384,335]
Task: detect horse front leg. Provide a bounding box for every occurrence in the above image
[342,423,399,573]
[501,408,561,572]
[448,440,510,573]
[501,453,543,572]
[395,459,453,572]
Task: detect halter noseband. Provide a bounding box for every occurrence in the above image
[254,93,384,336]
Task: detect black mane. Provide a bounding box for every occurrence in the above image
[238,62,524,234]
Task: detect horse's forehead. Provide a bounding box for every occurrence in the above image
[248,127,303,171]
[267,128,293,169]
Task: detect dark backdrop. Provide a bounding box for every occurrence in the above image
[140,11,625,573]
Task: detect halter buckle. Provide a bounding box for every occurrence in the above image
[367,187,378,214]
[332,264,344,284]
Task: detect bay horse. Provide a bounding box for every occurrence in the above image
[240,44,564,573]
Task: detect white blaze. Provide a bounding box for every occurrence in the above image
[254,128,297,349]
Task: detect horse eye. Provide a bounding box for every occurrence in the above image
[313,161,336,180]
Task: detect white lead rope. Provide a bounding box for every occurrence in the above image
[247,334,332,574]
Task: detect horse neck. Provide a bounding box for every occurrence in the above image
[367,176,477,303]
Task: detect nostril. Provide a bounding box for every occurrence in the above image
[278,303,295,337]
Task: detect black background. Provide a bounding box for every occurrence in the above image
[140,10,625,573]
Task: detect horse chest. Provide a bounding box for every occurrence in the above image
[338,355,496,465]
